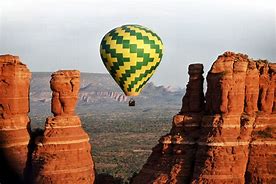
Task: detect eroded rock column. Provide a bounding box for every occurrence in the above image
[0,55,31,183]
[132,64,205,184]
[181,64,204,113]
[31,70,95,184]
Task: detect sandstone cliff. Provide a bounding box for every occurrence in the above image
[133,52,275,184]
[0,55,31,183]
[31,70,95,183]
[0,56,96,184]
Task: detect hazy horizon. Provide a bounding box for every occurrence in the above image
[1,0,275,87]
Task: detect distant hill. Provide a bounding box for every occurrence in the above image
[30,72,184,115]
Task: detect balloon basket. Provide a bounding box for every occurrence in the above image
[129,98,135,106]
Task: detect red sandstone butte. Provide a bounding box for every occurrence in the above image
[31,70,95,184]
[133,52,275,184]
[0,55,31,183]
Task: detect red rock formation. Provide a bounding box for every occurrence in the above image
[50,70,80,116]
[245,62,276,184]
[192,52,251,183]
[244,60,259,115]
[181,64,204,113]
[133,64,204,184]
[0,55,31,183]
[257,61,275,114]
[205,52,249,115]
[133,52,276,184]
[31,70,95,183]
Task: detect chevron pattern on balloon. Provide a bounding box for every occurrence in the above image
[100,25,163,96]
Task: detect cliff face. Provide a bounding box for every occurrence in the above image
[133,52,275,184]
[0,55,31,183]
[31,70,95,183]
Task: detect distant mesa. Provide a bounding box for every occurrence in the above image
[31,81,182,104]
[30,74,183,110]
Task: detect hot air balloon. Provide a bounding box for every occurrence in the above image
[100,24,163,106]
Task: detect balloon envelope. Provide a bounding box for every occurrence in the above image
[100,25,163,96]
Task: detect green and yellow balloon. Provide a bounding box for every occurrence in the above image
[100,24,163,97]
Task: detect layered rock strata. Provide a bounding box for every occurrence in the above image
[31,70,95,183]
[0,55,31,183]
[192,52,251,184]
[245,62,276,184]
[133,52,275,184]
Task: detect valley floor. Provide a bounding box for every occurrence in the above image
[31,106,179,182]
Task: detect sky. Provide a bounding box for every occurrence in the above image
[0,0,275,87]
